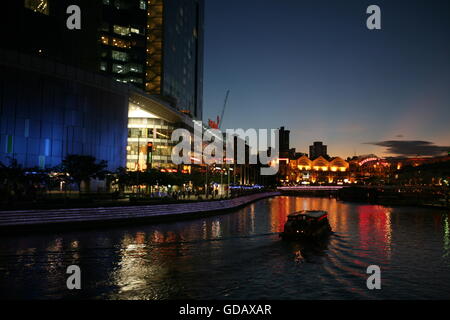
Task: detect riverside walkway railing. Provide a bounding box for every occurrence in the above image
[0,192,280,230]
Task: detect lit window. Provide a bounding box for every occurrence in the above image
[100,61,107,71]
[128,77,143,84]
[100,35,109,45]
[113,25,130,36]
[130,28,140,35]
[114,78,128,84]
[111,38,130,48]
[139,0,146,10]
[24,0,49,15]
[112,64,125,74]
[112,50,128,62]
[127,63,143,73]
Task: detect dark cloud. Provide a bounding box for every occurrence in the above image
[364,140,450,157]
[395,134,404,138]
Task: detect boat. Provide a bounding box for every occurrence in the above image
[280,210,332,240]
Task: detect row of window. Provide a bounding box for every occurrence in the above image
[100,61,144,74]
[113,25,143,36]
[128,128,173,140]
[103,0,146,10]
[24,0,49,15]
[100,35,132,49]
[113,77,143,85]
[128,118,171,126]
[112,63,144,74]
[127,143,172,157]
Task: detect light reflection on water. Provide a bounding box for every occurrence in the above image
[444,215,450,258]
[0,196,449,300]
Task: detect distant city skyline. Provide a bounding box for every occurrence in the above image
[202,0,450,158]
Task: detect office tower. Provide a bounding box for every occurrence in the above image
[309,141,328,160]
[1,0,204,120]
[100,0,204,120]
[279,126,290,158]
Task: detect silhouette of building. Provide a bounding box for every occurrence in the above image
[279,127,290,158]
[309,141,328,160]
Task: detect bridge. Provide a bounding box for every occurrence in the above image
[277,186,345,197]
[278,186,345,191]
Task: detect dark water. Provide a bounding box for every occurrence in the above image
[1,196,449,300]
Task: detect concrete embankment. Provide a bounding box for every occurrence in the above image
[0,192,280,232]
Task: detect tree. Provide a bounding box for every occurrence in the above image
[0,158,27,202]
[61,155,108,193]
[114,167,129,192]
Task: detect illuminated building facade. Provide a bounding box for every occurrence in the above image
[0,48,196,172]
[24,0,49,15]
[126,89,200,172]
[1,1,205,177]
[0,49,128,171]
[99,0,148,87]
[286,155,350,184]
[127,104,175,171]
[126,95,190,171]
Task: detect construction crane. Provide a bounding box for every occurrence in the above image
[208,90,230,129]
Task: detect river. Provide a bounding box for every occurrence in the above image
[1,196,449,299]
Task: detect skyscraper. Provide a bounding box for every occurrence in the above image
[99,0,204,120]
[1,0,204,120]
[279,126,290,158]
[309,141,328,160]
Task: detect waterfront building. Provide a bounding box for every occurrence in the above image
[1,0,205,120]
[0,48,128,171]
[0,48,196,174]
[287,155,350,184]
[126,91,194,171]
[100,0,204,120]
[1,0,205,174]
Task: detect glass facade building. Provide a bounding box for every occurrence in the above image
[126,92,196,171]
[127,104,177,171]
[159,0,204,120]
[2,1,204,121]
[99,0,204,120]
[0,1,204,172]
[0,49,129,171]
[99,0,148,87]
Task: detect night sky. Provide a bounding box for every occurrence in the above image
[202,0,450,158]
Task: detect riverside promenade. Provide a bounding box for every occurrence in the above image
[0,192,280,231]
